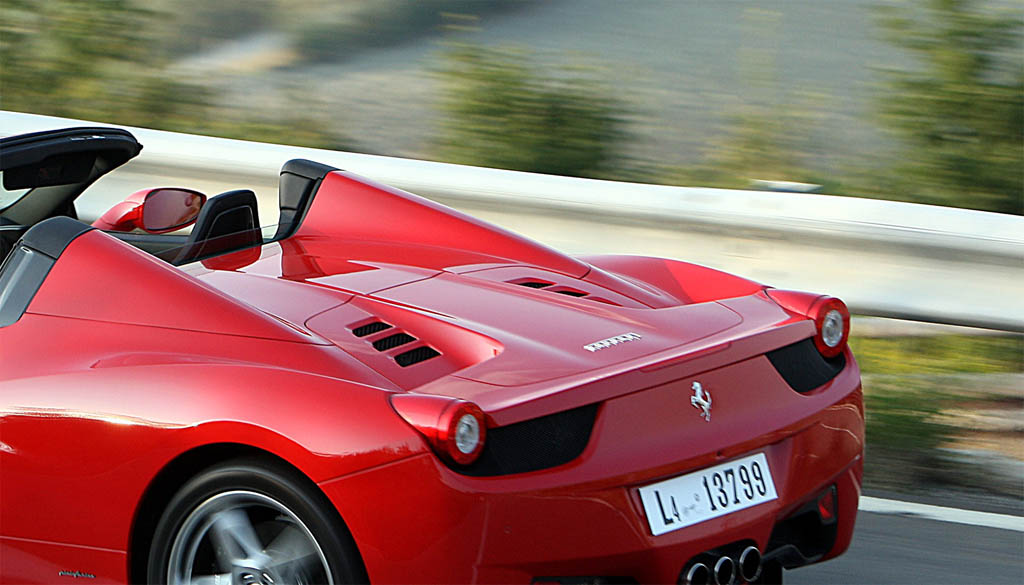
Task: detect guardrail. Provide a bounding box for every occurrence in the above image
[3,110,1022,332]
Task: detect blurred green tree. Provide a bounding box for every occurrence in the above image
[0,0,352,149]
[874,0,1023,215]
[287,1,527,64]
[0,0,167,121]
[663,8,835,192]
[434,44,628,178]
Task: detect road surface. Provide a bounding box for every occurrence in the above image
[788,509,1023,584]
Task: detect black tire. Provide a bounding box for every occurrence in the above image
[147,457,367,585]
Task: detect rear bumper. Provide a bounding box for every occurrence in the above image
[320,370,864,584]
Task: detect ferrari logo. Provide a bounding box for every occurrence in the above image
[583,332,642,352]
[690,381,712,422]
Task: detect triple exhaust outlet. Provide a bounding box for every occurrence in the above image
[682,546,762,585]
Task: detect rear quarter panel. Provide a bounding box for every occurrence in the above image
[0,359,423,582]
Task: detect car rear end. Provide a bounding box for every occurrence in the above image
[315,291,863,584]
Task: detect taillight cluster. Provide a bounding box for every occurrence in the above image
[389,394,487,465]
[766,289,851,358]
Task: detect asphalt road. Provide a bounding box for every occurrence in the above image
[787,511,1023,585]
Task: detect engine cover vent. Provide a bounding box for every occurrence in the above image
[351,321,392,337]
[395,346,441,367]
[506,278,621,306]
[373,332,416,351]
[516,280,553,289]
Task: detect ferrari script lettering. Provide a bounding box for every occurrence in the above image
[583,332,642,352]
[58,571,96,579]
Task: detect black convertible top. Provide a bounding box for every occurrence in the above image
[1,127,141,190]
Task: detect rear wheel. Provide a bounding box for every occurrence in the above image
[147,458,365,585]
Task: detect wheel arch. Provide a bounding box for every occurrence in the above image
[127,442,368,584]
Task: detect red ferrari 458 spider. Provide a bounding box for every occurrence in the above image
[0,127,863,585]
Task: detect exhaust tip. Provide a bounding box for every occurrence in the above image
[713,556,735,585]
[682,562,710,585]
[738,546,762,582]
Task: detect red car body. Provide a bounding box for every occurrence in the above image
[0,128,863,584]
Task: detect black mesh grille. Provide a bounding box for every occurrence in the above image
[516,281,553,289]
[766,338,846,393]
[351,321,392,337]
[553,289,588,297]
[394,346,440,367]
[373,333,416,351]
[454,403,600,477]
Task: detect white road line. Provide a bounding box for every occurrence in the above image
[860,496,1024,532]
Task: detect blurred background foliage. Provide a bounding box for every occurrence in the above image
[284,1,529,64]
[849,333,1023,494]
[871,0,1024,215]
[435,44,627,179]
[0,0,1020,214]
[0,0,353,149]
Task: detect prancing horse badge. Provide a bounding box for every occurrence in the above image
[690,381,712,422]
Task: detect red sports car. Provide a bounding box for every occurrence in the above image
[0,127,863,585]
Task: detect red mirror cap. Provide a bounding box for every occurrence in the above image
[91,188,161,232]
[91,200,144,231]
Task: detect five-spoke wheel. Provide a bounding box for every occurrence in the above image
[148,458,365,585]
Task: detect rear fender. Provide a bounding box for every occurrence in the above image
[0,364,425,554]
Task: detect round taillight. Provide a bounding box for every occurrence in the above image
[765,289,851,358]
[454,413,481,455]
[389,394,487,466]
[821,309,844,347]
[812,297,850,358]
[439,401,486,465]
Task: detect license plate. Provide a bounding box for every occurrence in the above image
[638,453,778,536]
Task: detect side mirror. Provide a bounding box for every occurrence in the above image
[92,188,207,234]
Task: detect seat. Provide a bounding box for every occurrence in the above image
[172,189,261,265]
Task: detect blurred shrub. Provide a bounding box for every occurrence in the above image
[0,0,353,152]
[669,101,835,192]
[872,0,1023,215]
[853,333,1023,493]
[289,0,524,63]
[862,376,959,490]
[159,0,278,55]
[434,44,629,179]
[849,334,1024,375]
[661,1,1022,215]
[1,0,158,120]
[660,8,837,193]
